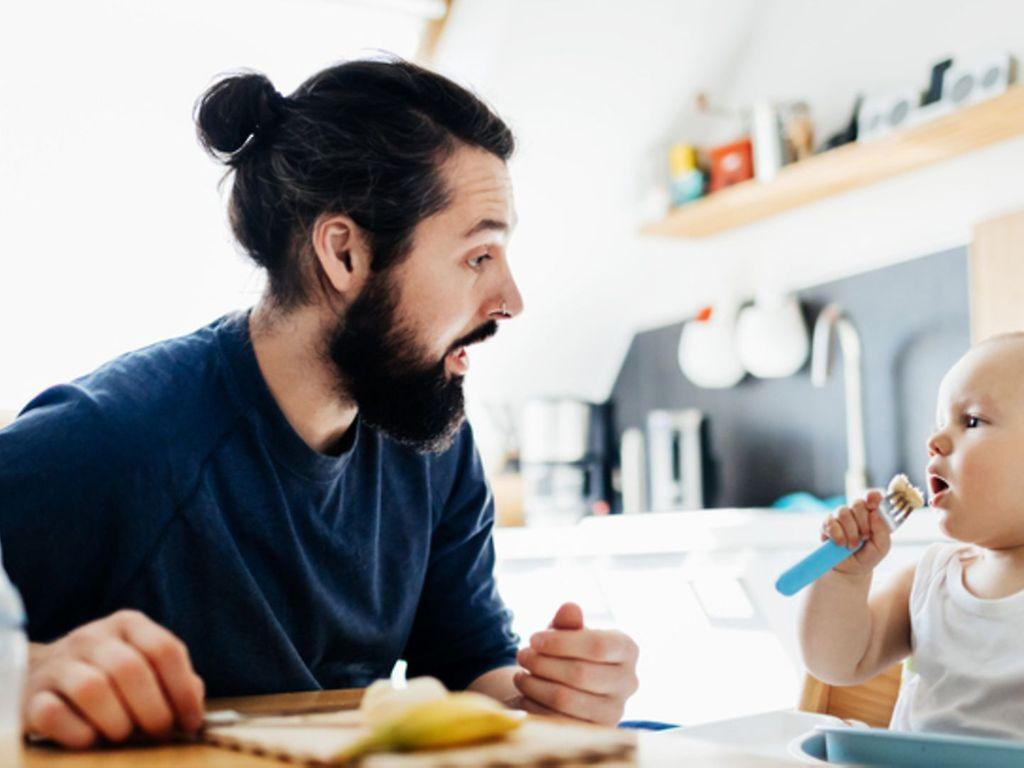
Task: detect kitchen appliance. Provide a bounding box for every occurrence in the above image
[519,398,612,526]
[647,409,705,511]
[943,52,1017,108]
[678,301,745,389]
[618,427,647,515]
[857,89,920,140]
[735,293,809,379]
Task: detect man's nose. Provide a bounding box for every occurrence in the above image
[502,279,524,319]
[495,265,524,319]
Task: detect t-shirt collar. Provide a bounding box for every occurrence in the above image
[214,309,361,482]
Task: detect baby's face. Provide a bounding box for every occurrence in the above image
[927,336,1024,548]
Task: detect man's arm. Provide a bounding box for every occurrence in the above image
[0,388,205,747]
[404,427,638,723]
[468,665,567,717]
[467,666,520,706]
[401,425,520,690]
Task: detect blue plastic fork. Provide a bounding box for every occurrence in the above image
[775,492,917,596]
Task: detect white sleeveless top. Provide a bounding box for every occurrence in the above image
[889,543,1024,738]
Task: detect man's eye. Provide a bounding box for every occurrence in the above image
[468,253,491,269]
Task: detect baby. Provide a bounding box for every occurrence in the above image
[799,332,1024,739]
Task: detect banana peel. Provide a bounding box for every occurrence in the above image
[360,691,524,752]
[335,678,524,761]
[360,676,449,725]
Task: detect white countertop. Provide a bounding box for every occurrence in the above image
[491,507,949,724]
[494,507,948,560]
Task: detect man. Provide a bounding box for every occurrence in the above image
[0,59,638,749]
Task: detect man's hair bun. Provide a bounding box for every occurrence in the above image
[194,72,285,163]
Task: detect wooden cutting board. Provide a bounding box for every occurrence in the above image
[205,710,636,766]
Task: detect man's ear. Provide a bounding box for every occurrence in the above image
[310,214,371,297]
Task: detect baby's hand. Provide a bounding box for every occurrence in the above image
[820,490,891,575]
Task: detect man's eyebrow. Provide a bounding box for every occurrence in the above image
[463,218,510,238]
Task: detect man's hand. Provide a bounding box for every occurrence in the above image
[513,602,638,726]
[24,609,205,748]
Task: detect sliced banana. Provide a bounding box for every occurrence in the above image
[338,677,524,760]
[371,691,523,751]
[360,676,448,726]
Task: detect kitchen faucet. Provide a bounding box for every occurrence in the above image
[810,303,868,502]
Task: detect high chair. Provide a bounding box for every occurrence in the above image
[798,664,903,728]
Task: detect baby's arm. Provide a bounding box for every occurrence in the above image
[797,491,915,685]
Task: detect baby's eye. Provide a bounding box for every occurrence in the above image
[467,253,492,269]
[965,415,981,428]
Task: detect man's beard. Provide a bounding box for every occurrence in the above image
[326,270,497,453]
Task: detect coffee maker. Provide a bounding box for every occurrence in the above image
[518,397,612,525]
[646,408,706,511]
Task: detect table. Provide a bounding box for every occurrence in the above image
[22,689,803,767]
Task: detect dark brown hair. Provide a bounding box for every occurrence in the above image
[195,58,514,308]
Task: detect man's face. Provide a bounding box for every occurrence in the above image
[327,145,522,452]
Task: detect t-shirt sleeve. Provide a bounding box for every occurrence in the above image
[0,384,171,642]
[402,425,519,690]
[908,542,956,618]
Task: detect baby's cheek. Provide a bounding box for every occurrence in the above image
[957,451,983,486]
[955,454,991,508]
[963,449,1019,511]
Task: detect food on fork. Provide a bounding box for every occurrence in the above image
[884,473,925,526]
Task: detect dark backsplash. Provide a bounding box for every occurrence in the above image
[610,247,970,508]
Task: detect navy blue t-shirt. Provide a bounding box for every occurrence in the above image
[0,312,518,696]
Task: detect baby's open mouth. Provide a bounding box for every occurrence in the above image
[928,475,949,496]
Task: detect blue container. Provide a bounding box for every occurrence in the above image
[796,726,1024,767]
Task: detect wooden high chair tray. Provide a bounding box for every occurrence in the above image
[796,726,1024,767]
[204,711,636,766]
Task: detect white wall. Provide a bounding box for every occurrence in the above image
[6,1,1024,468]
[0,0,423,411]
[436,0,1024,465]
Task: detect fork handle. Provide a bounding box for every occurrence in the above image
[775,539,863,596]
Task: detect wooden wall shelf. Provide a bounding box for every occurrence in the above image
[642,86,1024,239]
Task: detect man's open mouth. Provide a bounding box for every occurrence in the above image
[444,321,499,377]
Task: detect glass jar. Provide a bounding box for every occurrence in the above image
[0,545,27,767]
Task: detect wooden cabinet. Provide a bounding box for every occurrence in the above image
[970,208,1024,342]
